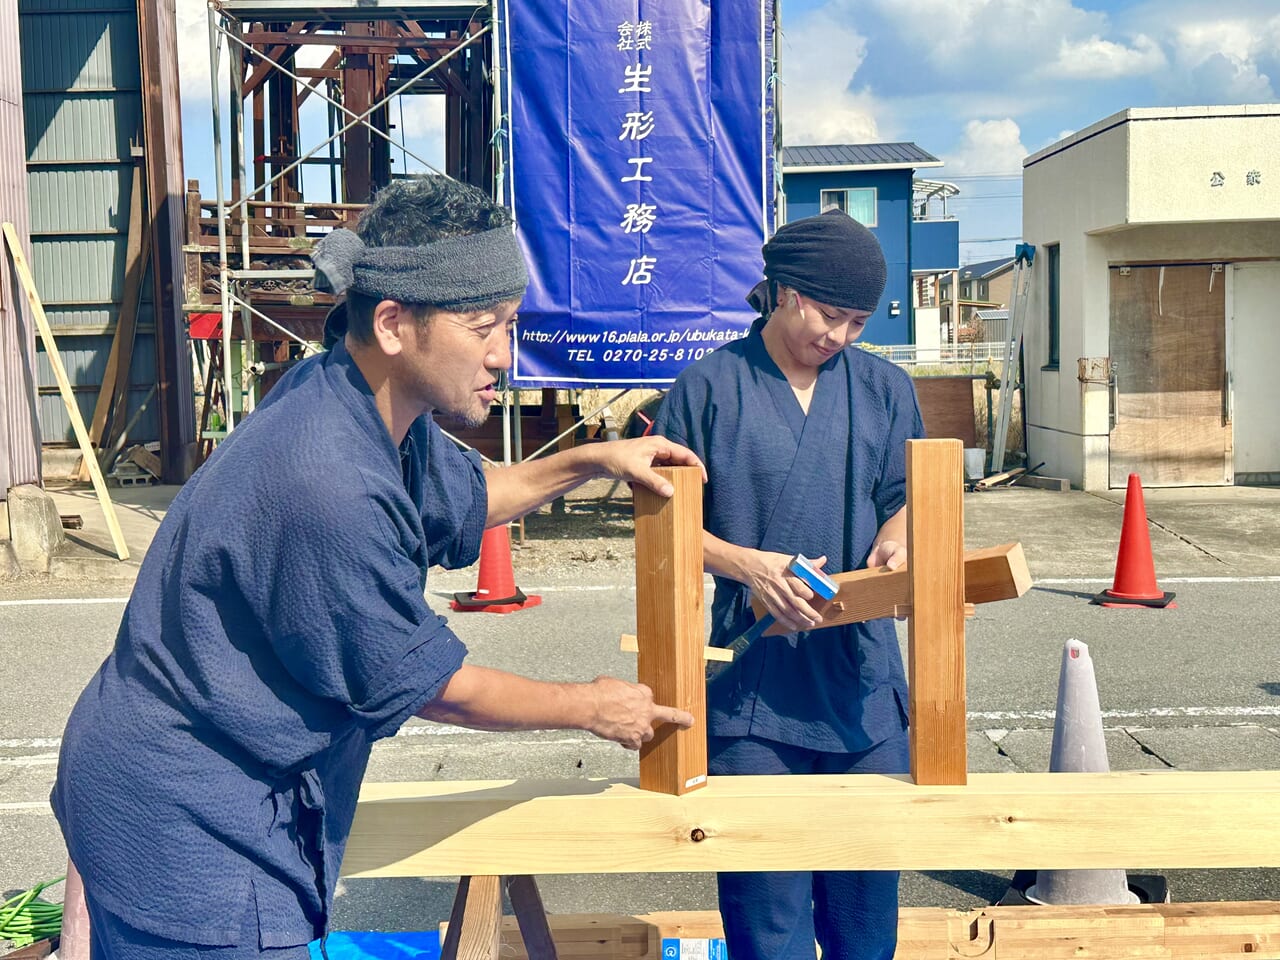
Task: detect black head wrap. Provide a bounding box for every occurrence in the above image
[745,209,887,315]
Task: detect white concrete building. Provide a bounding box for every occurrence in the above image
[1022,105,1280,490]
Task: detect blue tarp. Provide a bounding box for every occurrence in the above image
[309,932,440,960]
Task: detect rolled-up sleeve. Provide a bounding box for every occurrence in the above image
[417,421,488,569]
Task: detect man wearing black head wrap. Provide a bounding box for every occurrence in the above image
[53,175,702,960]
[655,209,925,960]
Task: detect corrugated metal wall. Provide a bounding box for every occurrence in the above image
[0,0,42,493]
[20,0,160,448]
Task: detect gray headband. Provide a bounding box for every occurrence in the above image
[311,226,529,309]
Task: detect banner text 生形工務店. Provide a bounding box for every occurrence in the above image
[500,1,777,386]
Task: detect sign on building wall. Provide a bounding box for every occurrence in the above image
[500,1,775,387]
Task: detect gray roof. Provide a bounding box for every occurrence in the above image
[782,143,942,170]
[959,256,1015,280]
[974,309,1009,321]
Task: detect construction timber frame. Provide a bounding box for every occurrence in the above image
[195,0,495,434]
[192,0,605,475]
[342,438,1280,958]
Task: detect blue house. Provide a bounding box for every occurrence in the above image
[782,143,959,346]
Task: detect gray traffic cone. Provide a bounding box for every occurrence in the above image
[1025,639,1138,905]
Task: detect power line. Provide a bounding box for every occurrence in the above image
[960,236,1022,243]
[939,173,1024,181]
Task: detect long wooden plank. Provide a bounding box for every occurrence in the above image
[81,155,146,481]
[101,165,153,471]
[633,466,707,796]
[443,903,1280,960]
[751,542,1031,635]
[341,770,1280,877]
[907,438,967,785]
[2,223,129,561]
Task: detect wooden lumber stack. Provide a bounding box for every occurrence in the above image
[442,902,1280,959]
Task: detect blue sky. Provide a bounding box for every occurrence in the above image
[176,0,1280,265]
[776,0,1280,262]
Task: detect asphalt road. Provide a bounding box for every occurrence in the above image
[3,484,1280,931]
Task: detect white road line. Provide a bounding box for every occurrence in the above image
[1036,576,1280,585]
[393,726,590,743]
[0,801,52,813]
[4,706,1275,758]
[6,577,1274,608]
[0,597,129,607]
[0,738,62,749]
[433,583,715,595]
[970,706,1280,722]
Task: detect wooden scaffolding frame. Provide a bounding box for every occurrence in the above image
[343,438,1280,958]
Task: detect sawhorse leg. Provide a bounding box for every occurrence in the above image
[439,875,560,960]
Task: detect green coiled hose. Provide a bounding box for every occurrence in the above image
[0,877,63,949]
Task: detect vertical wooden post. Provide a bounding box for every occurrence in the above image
[81,151,147,482]
[439,875,502,960]
[906,439,967,785]
[184,179,202,304]
[634,465,707,795]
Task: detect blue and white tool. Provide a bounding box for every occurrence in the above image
[706,554,839,680]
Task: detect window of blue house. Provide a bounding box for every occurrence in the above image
[820,188,877,227]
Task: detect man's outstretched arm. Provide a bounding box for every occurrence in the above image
[483,435,704,527]
[416,664,694,751]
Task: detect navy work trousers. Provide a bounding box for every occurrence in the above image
[708,729,910,960]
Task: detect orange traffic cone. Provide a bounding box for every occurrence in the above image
[451,525,543,614]
[1092,473,1175,609]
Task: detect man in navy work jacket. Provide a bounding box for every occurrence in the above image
[52,174,700,960]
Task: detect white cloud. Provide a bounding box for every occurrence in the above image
[1186,52,1274,102]
[1164,17,1278,101]
[392,96,447,175]
[778,9,880,144]
[176,0,341,108]
[1172,19,1265,66]
[1118,5,1280,102]
[943,119,1028,175]
[175,0,221,106]
[1045,34,1167,79]
[868,0,1109,74]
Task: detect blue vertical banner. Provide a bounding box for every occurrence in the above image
[500,1,775,386]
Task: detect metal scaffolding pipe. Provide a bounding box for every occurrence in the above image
[216,21,491,215]
[209,4,236,432]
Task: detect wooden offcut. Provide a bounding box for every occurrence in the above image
[633,466,707,795]
[975,466,1027,490]
[619,633,733,663]
[906,439,967,784]
[342,770,1280,878]
[2,223,129,561]
[750,542,1031,635]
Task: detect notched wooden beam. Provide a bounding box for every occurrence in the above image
[750,542,1031,635]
